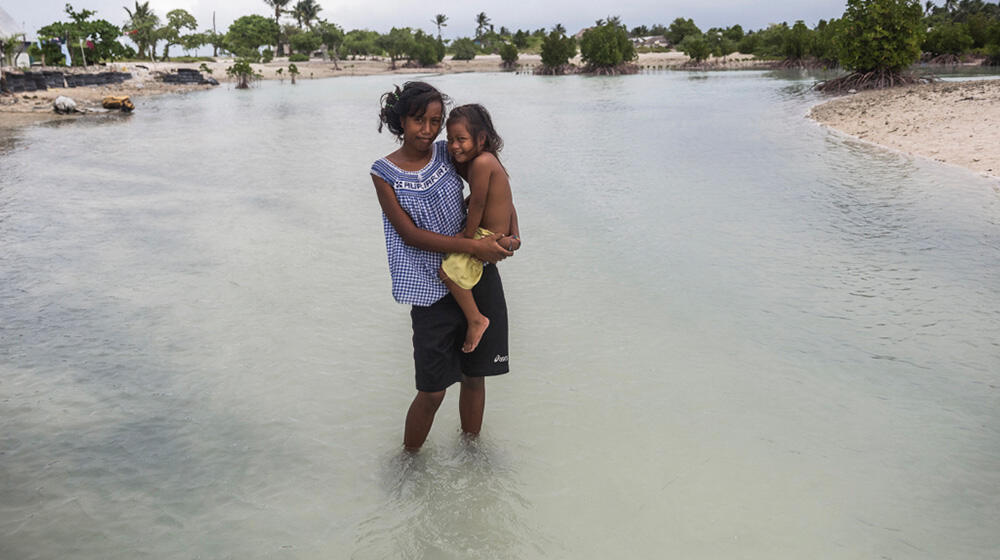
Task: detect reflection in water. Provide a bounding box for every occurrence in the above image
[1,70,998,558]
[354,439,545,559]
[0,128,20,155]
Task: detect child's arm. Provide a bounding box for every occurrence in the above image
[505,207,521,251]
[462,156,492,238]
[372,174,512,262]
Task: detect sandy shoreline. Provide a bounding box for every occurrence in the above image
[6,57,998,182]
[0,51,762,125]
[809,78,1000,180]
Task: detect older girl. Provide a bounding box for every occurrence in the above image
[370,82,517,451]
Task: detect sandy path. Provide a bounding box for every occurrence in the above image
[810,79,1000,179]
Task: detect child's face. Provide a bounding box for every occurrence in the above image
[446,119,483,164]
[401,101,443,151]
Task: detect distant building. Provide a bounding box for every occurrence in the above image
[631,35,670,49]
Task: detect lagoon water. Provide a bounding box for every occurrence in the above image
[2,70,999,559]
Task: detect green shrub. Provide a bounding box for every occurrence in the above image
[451,37,477,60]
[289,31,322,56]
[835,0,923,73]
[226,58,260,89]
[289,53,309,62]
[410,31,444,66]
[923,22,974,56]
[499,42,518,65]
[540,29,576,67]
[679,33,711,62]
[260,48,274,63]
[579,19,636,69]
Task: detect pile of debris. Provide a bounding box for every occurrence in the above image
[158,68,219,86]
[1,71,132,93]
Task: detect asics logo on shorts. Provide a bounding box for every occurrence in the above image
[493,354,508,363]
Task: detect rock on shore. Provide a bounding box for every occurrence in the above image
[810,79,1000,179]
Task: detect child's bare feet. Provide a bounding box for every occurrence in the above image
[462,316,490,353]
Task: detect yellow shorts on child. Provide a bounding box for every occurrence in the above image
[441,227,493,290]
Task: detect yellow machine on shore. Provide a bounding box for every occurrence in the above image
[102,96,135,112]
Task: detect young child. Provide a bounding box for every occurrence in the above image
[441,104,521,353]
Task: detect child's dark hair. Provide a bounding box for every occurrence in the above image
[377,81,449,138]
[446,104,504,157]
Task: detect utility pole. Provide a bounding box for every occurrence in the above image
[213,12,218,57]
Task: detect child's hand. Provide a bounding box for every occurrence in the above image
[472,234,513,263]
[499,235,521,252]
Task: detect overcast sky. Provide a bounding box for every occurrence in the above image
[7,1,849,40]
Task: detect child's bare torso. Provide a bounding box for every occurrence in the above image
[460,152,514,236]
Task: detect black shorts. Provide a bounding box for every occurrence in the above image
[409,264,509,392]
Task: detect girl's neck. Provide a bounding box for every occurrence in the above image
[390,142,434,171]
[399,142,432,160]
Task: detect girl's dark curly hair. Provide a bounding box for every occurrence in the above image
[446,104,504,157]
[377,81,449,139]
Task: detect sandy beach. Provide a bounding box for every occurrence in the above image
[810,78,1000,179]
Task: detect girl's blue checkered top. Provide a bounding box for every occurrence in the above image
[370,141,466,306]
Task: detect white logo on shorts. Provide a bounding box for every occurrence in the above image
[493,354,508,363]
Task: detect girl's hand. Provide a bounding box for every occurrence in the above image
[499,235,521,252]
[472,234,513,263]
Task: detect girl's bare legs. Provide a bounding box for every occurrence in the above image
[459,375,485,436]
[440,269,490,353]
[404,389,446,451]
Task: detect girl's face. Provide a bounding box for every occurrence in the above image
[446,119,483,164]
[401,100,443,151]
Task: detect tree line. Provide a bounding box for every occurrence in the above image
[6,0,1000,81]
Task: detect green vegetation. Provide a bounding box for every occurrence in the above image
[499,42,518,68]
[226,58,259,88]
[35,4,131,65]
[123,1,159,60]
[2,34,26,66]
[376,27,413,68]
[579,16,637,73]
[289,30,322,55]
[159,9,198,59]
[666,18,701,45]
[288,53,309,61]
[18,0,1000,89]
[225,14,279,61]
[451,37,477,60]
[410,30,444,66]
[819,0,927,91]
[537,27,577,74]
[679,33,712,62]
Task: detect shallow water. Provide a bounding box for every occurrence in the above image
[1,70,999,559]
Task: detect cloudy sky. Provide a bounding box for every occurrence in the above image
[8,0,849,40]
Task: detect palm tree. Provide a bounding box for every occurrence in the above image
[433,14,448,41]
[264,0,292,54]
[123,1,159,60]
[553,23,566,36]
[475,12,490,38]
[292,0,322,30]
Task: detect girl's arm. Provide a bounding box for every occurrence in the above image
[372,175,512,262]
